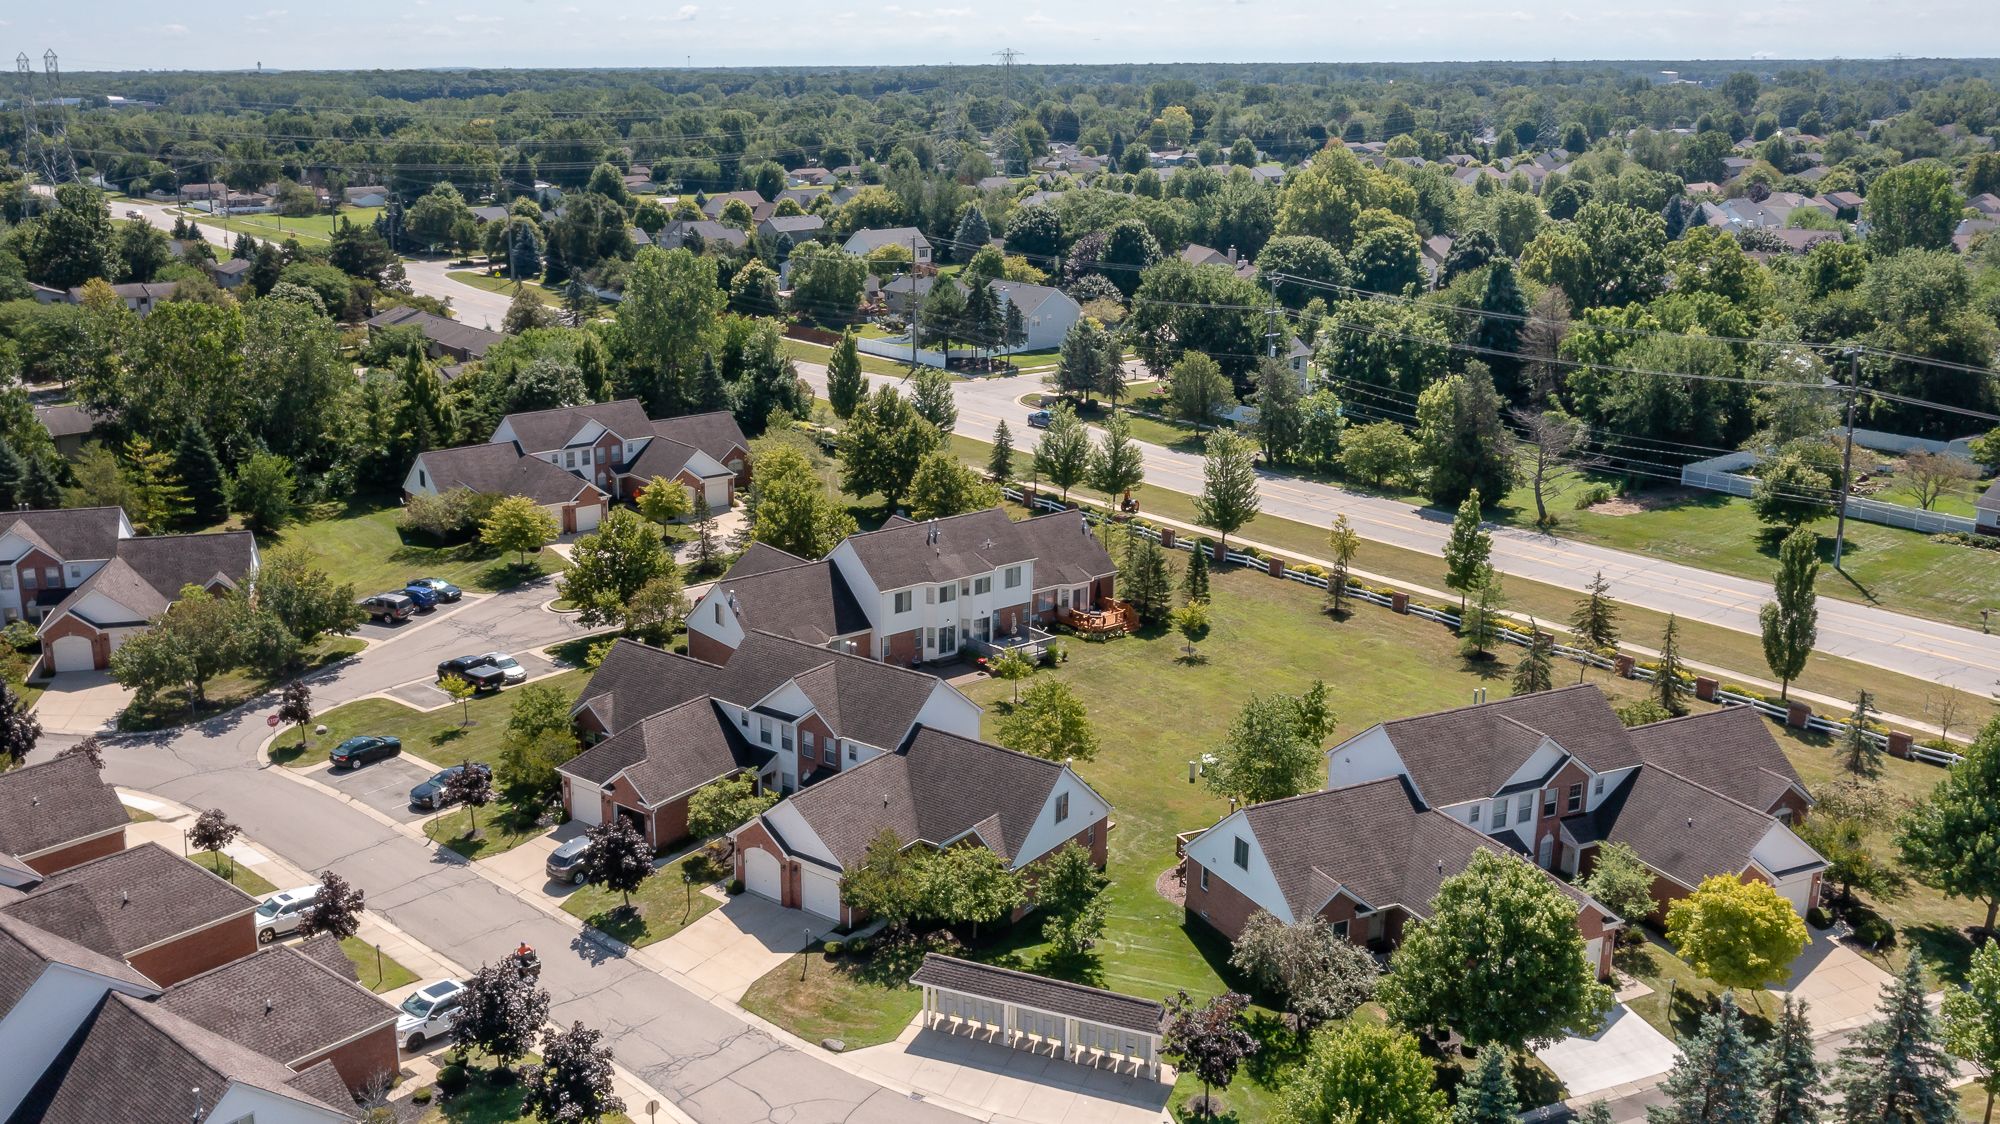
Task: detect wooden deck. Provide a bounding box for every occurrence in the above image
[1060,598,1135,635]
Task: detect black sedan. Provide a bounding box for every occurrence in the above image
[328,735,402,769]
[407,577,464,603]
[409,763,493,810]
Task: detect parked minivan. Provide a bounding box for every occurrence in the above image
[363,592,416,622]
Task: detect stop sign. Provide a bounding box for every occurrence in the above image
[267,714,280,728]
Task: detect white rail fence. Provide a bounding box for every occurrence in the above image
[1004,487,1958,765]
[1678,452,1977,536]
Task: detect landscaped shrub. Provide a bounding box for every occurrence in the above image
[824,939,843,957]
[846,936,869,955]
[1807,906,1832,930]
[727,878,744,894]
[412,1087,435,1105]
[1930,531,2000,551]
[1852,914,1895,947]
[1,621,37,652]
[436,1065,468,1096]
[1574,482,1614,509]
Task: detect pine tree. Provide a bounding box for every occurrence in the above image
[1122,536,1175,625]
[1760,996,1825,1124]
[174,419,229,525]
[1654,614,1689,717]
[695,350,730,413]
[1761,527,1819,701]
[122,436,190,534]
[0,438,24,510]
[988,420,1015,482]
[1649,992,1762,1124]
[1442,491,1492,611]
[1570,570,1620,650]
[1837,690,1882,778]
[22,455,58,509]
[1579,1102,1614,1124]
[1182,542,1210,603]
[1833,955,1956,1124]
[1451,1048,1518,1124]
[1511,626,1554,695]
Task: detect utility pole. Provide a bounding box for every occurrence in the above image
[910,233,921,372]
[1832,347,1861,571]
[1265,303,1280,360]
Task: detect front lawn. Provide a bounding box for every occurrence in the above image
[341,935,420,993]
[193,850,278,896]
[1615,936,1781,1042]
[196,205,382,248]
[421,1051,633,1124]
[447,270,561,305]
[116,636,367,732]
[779,336,915,379]
[560,850,723,948]
[270,502,565,597]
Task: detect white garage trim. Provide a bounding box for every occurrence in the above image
[744,847,782,903]
[572,502,602,532]
[50,634,96,674]
[565,776,603,827]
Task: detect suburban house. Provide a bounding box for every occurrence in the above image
[657,219,748,251]
[364,306,504,363]
[700,190,772,224]
[405,401,750,534]
[0,755,127,887]
[757,214,826,246]
[65,281,179,316]
[844,226,933,264]
[207,256,254,289]
[158,940,399,1096]
[31,404,105,460]
[561,629,983,837]
[1182,776,1624,979]
[0,911,167,1120]
[0,507,260,673]
[881,273,951,316]
[686,507,1120,666]
[343,184,388,207]
[1319,687,1824,916]
[732,726,1113,925]
[0,842,261,987]
[989,280,1082,352]
[1179,243,1254,279]
[1976,478,2000,536]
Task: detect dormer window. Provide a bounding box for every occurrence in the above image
[1492,800,1508,829]
[1055,792,1069,823]
[1469,804,1481,825]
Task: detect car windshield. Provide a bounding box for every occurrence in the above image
[398,993,433,1017]
[488,655,519,670]
[256,899,285,917]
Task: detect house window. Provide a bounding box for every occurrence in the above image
[1085,825,1094,847]
[20,570,34,590]
[595,447,607,464]
[565,451,577,468]
[893,591,913,614]
[974,576,991,595]
[823,740,837,766]
[1566,783,1583,813]
[1492,800,1508,828]
[938,584,956,604]
[781,727,793,751]
[714,602,723,624]
[1593,776,1604,796]
[847,745,857,762]
[759,717,772,745]
[1517,793,1532,824]
[1055,793,1069,823]
[1005,566,1022,589]
[939,627,957,654]
[1330,920,1349,940]
[1469,804,1481,825]
[0,571,11,590]
[66,566,80,582]
[1232,837,1250,870]
[1199,866,1210,892]
[1542,789,1557,817]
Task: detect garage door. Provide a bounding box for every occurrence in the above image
[50,634,95,673]
[802,870,841,921]
[1772,874,1814,915]
[744,847,782,903]
[703,478,730,511]
[572,502,601,532]
[567,780,602,827]
[1582,937,1604,979]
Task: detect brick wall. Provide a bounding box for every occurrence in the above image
[306,1025,400,1094]
[687,628,734,665]
[39,612,111,670]
[24,829,126,877]
[128,914,257,987]
[798,714,838,781]
[882,629,918,666]
[1183,857,1262,941]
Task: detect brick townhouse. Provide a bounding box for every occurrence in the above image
[0,755,128,887]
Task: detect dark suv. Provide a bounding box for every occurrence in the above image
[406,578,463,603]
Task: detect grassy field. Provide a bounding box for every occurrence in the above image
[560,850,724,948]
[189,205,383,248]
[447,270,560,305]
[780,337,918,379]
[278,669,590,858]
[941,432,1990,732]
[270,502,566,597]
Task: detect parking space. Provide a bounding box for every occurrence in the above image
[314,755,437,823]
[387,681,452,710]
[354,595,476,643]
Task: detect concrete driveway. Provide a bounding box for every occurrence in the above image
[1776,930,1896,1032]
[842,1018,1173,1124]
[30,671,133,735]
[640,891,827,1002]
[1535,1004,1681,1099]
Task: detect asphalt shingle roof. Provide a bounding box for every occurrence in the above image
[0,754,126,863]
[1570,765,1788,890]
[1375,684,1641,808]
[1,843,256,962]
[366,305,502,359]
[650,411,749,465]
[778,727,1065,868]
[1624,706,1807,816]
[159,944,395,1069]
[33,404,98,441]
[724,543,808,578]
[910,954,1163,1034]
[53,531,259,627]
[714,559,872,647]
[842,508,1038,591]
[0,911,157,1017]
[0,507,126,561]
[500,399,653,454]
[561,698,772,805]
[1013,510,1119,587]
[415,443,597,506]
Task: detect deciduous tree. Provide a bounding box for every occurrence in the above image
[1228,912,1377,1029]
[1035,842,1109,959]
[582,815,653,911]
[687,774,779,842]
[1194,431,1260,554]
[1580,842,1656,939]
[751,445,857,559]
[298,870,365,939]
[1206,684,1335,805]
[480,495,560,566]
[1944,940,2000,1124]
[1897,717,2000,939]
[188,809,240,876]
[996,679,1099,763]
[908,450,1000,521]
[1086,412,1146,501]
[1161,990,1259,1121]
[841,386,940,510]
[827,331,866,419]
[1442,492,1491,611]
[1279,1020,1447,1124]
[637,476,693,525]
[1666,874,1809,995]
[558,509,672,630]
[523,1022,624,1124]
[1761,528,1820,701]
[1032,404,1091,503]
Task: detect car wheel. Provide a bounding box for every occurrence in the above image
[257,928,274,944]
[406,1032,425,1051]
[571,870,586,885]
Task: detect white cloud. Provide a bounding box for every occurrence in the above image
[674,3,699,17]
[457,13,505,21]
[158,23,189,35]
[1507,9,1534,18]
[244,9,289,20]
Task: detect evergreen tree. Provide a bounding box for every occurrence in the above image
[988,420,1015,482]
[1570,570,1620,650]
[1511,626,1554,694]
[1898,716,2000,944]
[694,350,730,413]
[1761,527,1819,701]
[174,419,229,525]
[1832,955,1957,1124]
[1442,491,1492,611]
[1760,996,1825,1124]
[0,438,24,510]
[1416,367,1517,510]
[1655,614,1689,717]
[953,205,991,256]
[1452,1047,1518,1124]
[1648,993,1762,1124]
[1838,690,1882,778]
[1121,536,1175,625]
[0,681,42,768]
[1182,539,1211,603]
[1580,1103,1615,1124]
[23,457,61,510]
[827,330,865,419]
[1460,574,1506,659]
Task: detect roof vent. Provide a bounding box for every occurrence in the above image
[1687,817,1694,828]
[29,796,37,806]
[883,794,891,807]
[265,997,274,1015]
[1437,860,1444,874]
[120,889,129,906]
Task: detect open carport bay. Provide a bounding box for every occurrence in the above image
[314,755,438,823]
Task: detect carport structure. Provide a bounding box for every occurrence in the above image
[909,953,1164,1076]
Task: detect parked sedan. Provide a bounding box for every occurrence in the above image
[406,577,463,603]
[397,979,466,1050]
[437,652,527,687]
[409,763,493,811]
[328,735,402,769]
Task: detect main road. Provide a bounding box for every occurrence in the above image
[30,585,970,1124]
[799,362,2000,698]
[123,197,2000,695]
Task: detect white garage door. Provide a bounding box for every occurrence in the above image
[50,634,95,673]
[744,847,783,903]
[572,502,601,532]
[1582,937,1604,979]
[567,780,602,827]
[802,870,842,921]
[1773,873,1815,915]
[703,477,731,511]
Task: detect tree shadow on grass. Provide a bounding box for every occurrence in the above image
[1901,921,1975,985]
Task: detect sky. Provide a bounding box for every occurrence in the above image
[19,0,2000,72]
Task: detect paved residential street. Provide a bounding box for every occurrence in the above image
[796,362,2000,698]
[28,582,976,1124]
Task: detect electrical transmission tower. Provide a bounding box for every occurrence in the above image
[14,54,47,187]
[994,47,1023,106]
[40,50,80,185]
